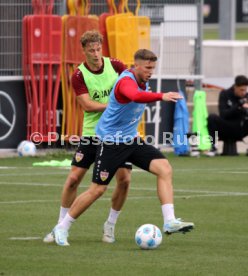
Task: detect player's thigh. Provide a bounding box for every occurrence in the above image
[148,158,172,176]
[130,140,166,172]
[93,142,133,185]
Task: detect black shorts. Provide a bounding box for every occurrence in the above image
[92,138,166,185]
[71,136,132,170]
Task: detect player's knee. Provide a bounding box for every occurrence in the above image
[90,185,107,199]
[65,174,81,190]
[117,175,131,188]
[161,160,172,176]
[116,169,131,188]
[151,159,172,177]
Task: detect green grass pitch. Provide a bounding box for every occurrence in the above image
[0,152,247,275]
[203,26,248,40]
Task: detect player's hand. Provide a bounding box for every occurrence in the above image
[242,102,248,109]
[162,92,183,102]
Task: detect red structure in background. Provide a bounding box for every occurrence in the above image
[99,0,116,56]
[22,0,62,142]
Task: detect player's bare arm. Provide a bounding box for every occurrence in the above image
[76,93,107,112]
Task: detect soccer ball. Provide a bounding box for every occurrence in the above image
[135,224,162,250]
[17,140,37,157]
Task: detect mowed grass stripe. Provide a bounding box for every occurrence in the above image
[1,192,248,205]
[0,181,248,195]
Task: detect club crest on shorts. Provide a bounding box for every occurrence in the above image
[75,152,84,162]
[100,171,109,181]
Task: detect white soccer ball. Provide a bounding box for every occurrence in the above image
[135,224,162,250]
[17,140,37,157]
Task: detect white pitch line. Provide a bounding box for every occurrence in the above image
[175,189,248,195]
[0,166,18,169]
[0,166,246,171]
[1,192,248,205]
[1,166,248,173]
[1,181,248,196]
[0,172,68,177]
[175,193,248,198]
[9,237,41,240]
[216,171,248,174]
[0,199,59,204]
[174,168,248,172]
[0,182,62,187]
[124,168,248,173]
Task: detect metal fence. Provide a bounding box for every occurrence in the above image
[0,0,203,79]
[0,0,65,76]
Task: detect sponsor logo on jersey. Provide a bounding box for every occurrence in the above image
[100,171,109,181]
[92,89,111,100]
[92,91,100,100]
[75,152,84,162]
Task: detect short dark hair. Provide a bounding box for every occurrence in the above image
[235,75,248,86]
[80,30,103,48]
[134,49,157,62]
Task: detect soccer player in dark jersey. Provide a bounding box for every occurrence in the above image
[53,49,194,246]
[43,30,131,244]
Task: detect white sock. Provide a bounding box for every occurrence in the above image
[107,208,121,224]
[162,204,176,224]
[58,213,75,231]
[58,206,69,224]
